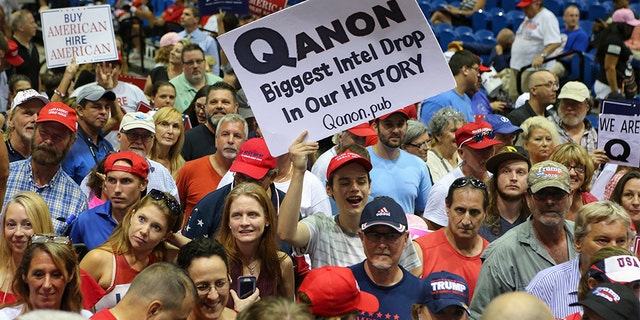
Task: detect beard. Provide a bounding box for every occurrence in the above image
[31,141,70,166]
[497,188,525,202]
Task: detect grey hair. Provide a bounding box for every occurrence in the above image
[427,107,466,138]
[402,120,429,145]
[215,113,249,138]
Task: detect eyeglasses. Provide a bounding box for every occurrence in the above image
[363,231,404,243]
[148,189,181,216]
[459,130,495,147]
[451,177,487,190]
[195,279,230,295]
[30,234,72,246]
[408,139,431,149]
[183,59,204,66]
[533,82,559,90]
[530,190,569,201]
[121,130,154,142]
[195,102,206,111]
[563,163,586,174]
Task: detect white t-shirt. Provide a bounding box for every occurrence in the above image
[310,147,337,186]
[0,305,93,319]
[510,8,561,71]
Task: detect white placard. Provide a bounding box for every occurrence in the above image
[218,0,454,156]
[598,99,640,167]
[41,5,118,68]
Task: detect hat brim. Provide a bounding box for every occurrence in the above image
[605,270,640,283]
[13,96,49,110]
[557,93,588,102]
[493,124,523,134]
[486,152,530,175]
[516,0,533,7]
[36,118,76,133]
[230,162,269,180]
[348,126,376,137]
[5,55,23,67]
[356,291,379,313]
[426,299,471,315]
[569,300,625,320]
[327,157,373,180]
[361,221,406,233]
[461,137,503,150]
[530,183,571,195]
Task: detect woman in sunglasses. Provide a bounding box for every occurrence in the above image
[217,183,294,310]
[549,143,597,221]
[516,116,560,165]
[0,192,54,305]
[80,189,182,312]
[0,235,91,318]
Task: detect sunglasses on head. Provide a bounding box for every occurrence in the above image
[451,177,487,190]
[460,130,495,146]
[29,234,72,246]
[148,189,181,216]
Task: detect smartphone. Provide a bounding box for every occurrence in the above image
[237,276,257,299]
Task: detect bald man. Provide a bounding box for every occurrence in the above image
[480,292,554,320]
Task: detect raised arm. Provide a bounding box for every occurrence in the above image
[276,131,318,248]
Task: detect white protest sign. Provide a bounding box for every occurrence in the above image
[598,100,640,166]
[218,0,454,156]
[41,5,118,68]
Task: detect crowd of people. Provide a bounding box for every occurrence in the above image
[0,0,637,319]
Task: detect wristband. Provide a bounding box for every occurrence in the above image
[54,89,66,98]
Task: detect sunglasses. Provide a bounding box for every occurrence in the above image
[459,130,495,147]
[30,234,72,246]
[451,177,487,190]
[148,189,181,216]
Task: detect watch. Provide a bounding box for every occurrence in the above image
[540,52,547,58]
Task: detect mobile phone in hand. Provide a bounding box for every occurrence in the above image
[237,276,256,299]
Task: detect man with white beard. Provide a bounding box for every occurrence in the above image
[177,114,247,225]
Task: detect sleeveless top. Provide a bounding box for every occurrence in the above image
[94,253,158,311]
[225,261,277,310]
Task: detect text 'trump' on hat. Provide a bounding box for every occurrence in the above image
[298,266,379,316]
[230,138,277,180]
[569,283,640,320]
[120,112,156,134]
[11,89,49,110]
[326,150,372,180]
[360,196,407,233]
[36,102,77,133]
[422,271,470,315]
[104,151,149,180]
[527,160,571,194]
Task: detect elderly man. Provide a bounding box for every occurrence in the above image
[469,160,578,319]
[181,82,238,161]
[508,0,561,102]
[62,84,123,184]
[5,89,48,162]
[549,81,608,166]
[414,176,489,298]
[507,70,558,126]
[479,146,531,242]
[525,201,633,318]
[424,121,502,229]
[171,44,222,113]
[177,113,247,222]
[78,112,179,202]
[70,151,149,250]
[368,109,432,215]
[350,196,425,320]
[90,263,197,320]
[4,102,87,234]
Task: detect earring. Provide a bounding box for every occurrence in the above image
[265,224,270,227]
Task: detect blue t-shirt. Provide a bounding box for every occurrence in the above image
[350,261,424,320]
[366,147,432,214]
[69,201,117,250]
[419,89,473,125]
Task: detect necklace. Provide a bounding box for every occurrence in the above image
[246,260,259,275]
[275,164,293,183]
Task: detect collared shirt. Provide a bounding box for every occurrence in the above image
[548,113,598,153]
[69,201,118,250]
[526,256,581,318]
[170,73,222,113]
[178,28,221,76]
[5,139,25,163]
[507,101,551,127]
[4,158,87,234]
[62,126,114,185]
[469,219,577,319]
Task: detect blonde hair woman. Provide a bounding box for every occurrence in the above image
[0,192,54,305]
[149,107,185,179]
[516,116,560,165]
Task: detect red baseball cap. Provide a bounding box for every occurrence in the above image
[36,102,77,133]
[455,121,502,149]
[347,122,376,137]
[104,151,149,179]
[298,266,379,316]
[4,39,23,67]
[379,107,411,121]
[516,0,540,7]
[326,149,372,180]
[230,138,277,180]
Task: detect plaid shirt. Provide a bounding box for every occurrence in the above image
[4,158,87,234]
[549,113,598,153]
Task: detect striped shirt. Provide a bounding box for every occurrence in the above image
[526,256,581,318]
[4,158,87,234]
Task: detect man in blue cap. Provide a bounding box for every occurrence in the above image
[417,271,470,320]
[485,113,523,149]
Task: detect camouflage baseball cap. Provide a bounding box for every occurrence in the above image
[527,160,571,194]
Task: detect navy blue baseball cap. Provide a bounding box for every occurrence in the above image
[485,114,523,135]
[422,271,470,315]
[359,197,407,233]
